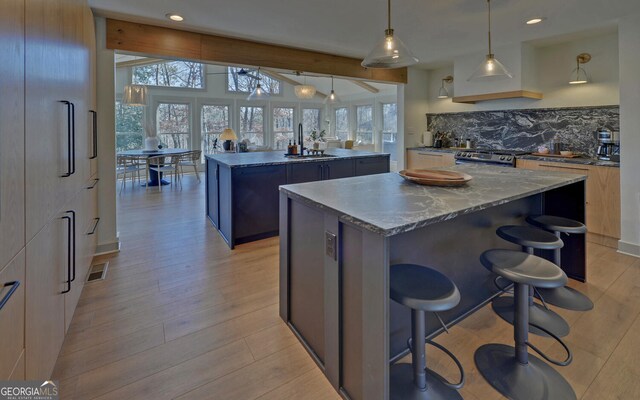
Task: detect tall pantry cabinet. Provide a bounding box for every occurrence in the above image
[0,0,98,380]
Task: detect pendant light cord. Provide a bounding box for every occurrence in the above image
[487,0,492,55]
[388,0,392,31]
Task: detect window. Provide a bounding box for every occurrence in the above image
[334,107,349,141]
[239,106,265,146]
[115,100,144,152]
[382,103,398,161]
[302,108,321,137]
[133,61,204,89]
[227,67,281,94]
[273,107,295,150]
[356,105,373,144]
[156,103,191,149]
[201,104,230,155]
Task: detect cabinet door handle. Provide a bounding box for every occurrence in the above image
[70,102,76,175]
[0,281,20,311]
[87,178,99,189]
[61,214,72,293]
[88,217,100,235]
[89,110,98,159]
[60,101,73,177]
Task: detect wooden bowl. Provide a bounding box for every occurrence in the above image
[399,169,473,187]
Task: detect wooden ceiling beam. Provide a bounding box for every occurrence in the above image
[106,19,407,84]
[350,80,379,93]
[261,69,327,98]
[115,57,165,68]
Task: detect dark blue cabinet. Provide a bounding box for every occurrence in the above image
[323,159,355,180]
[288,162,323,184]
[354,156,390,176]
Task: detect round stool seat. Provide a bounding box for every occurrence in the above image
[480,250,567,289]
[497,225,564,250]
[527,215,587,234]
[390,264,460,312]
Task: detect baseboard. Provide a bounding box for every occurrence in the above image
[617,240,640,258]
[95,240,121,256]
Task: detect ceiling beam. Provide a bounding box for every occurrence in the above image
[106,19,407,84]
[116,57,165,68]
[350,80,379,93]
[261,69,327,98]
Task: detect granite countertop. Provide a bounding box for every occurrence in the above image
[205,149,388,168]
[279,164,586,237]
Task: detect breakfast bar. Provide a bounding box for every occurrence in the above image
[278,165,587,400]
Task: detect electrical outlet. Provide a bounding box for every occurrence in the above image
[325,232,337,260]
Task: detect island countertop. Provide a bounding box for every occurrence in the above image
[205,149,388,168]
[279,164,586,237]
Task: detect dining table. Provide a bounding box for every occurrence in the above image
[117,148,190,186]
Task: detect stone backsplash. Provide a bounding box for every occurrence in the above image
[426,106,619,156]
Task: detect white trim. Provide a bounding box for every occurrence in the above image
[618,240,640,258]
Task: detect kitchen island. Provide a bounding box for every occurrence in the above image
[205,149,390,248]
[278,165,586,400]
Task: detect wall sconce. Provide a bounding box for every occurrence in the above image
[437,76,454,99]
[569,53,591,85]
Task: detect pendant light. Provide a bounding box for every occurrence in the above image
[324,76,340,104]
[247,68,269,100]
[361,0,418,69]
[122,84,147,106]
[569,53,591,84]
[468,0,512,81]
[294,72,317,99]
[437,76,454,99]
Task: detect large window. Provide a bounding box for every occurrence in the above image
[334,108,349,141]
[382,103,398,161]
[273,107,295,150]
[227,67,281,94]
[302,108,321,136]
[156,103,191,149]
[201,104,230,155]
[239,106,265,146]
[356,105,373,145]
[115,101,144,152]
[133,61,204,89]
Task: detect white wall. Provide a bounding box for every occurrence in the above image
[427,32,619,113]
[401,67,430,154]
[618,16,640,257]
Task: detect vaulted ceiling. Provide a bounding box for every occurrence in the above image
[90,0,640,67]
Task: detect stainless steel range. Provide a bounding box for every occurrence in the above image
[454,149,529,167]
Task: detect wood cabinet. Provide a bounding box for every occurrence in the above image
[1,0,97,380]
[406,149,456,169]
[516,159,620,247]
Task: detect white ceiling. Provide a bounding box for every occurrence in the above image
[91,0,640,68]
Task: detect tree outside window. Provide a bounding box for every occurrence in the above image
[156,103,191,149]
[273,107,294,150]
[240,106,265,146]
[115,100,144,152]
[334,108,349,141]
[201,104,229,156]
[302,108,321,138]
[133,61,204,89]
[356,105,373,145]
[227,67,280,94]
[382,103,398,161]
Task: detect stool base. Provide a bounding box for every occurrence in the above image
[390,363,463,400]
[475,344,576,400]
[492,296,570,337]
[537,286,594,311]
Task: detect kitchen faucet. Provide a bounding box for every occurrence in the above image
[298,123,305,156]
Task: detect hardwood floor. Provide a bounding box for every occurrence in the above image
[53,175,640,399]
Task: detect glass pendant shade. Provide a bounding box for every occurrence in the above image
[247,83,269,100]
[468,54,513,81]
[122,84,147,106]
[294,84,317,99]
[569,67,588,84]
[362,29,418,68]
[324,89,339,104]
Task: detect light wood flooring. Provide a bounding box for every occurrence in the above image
[54,175,640,399]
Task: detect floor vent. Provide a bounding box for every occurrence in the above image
[87,261,109,282]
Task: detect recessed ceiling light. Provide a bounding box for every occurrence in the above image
[166,13,184,22]
[526,18,544,25]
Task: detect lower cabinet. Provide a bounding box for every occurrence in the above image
[0,251,26,380]
[406,149,455,169]
[354,156,390,176]
[516,159,620,246]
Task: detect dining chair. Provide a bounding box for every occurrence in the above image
[178,150,203,182]
[116,155,143,194]
[146,155,181,192]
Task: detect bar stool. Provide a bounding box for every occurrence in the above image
[389,264,465,400]
[493,225,570,338]
[476,249,575,400]
[527,215,593,311]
